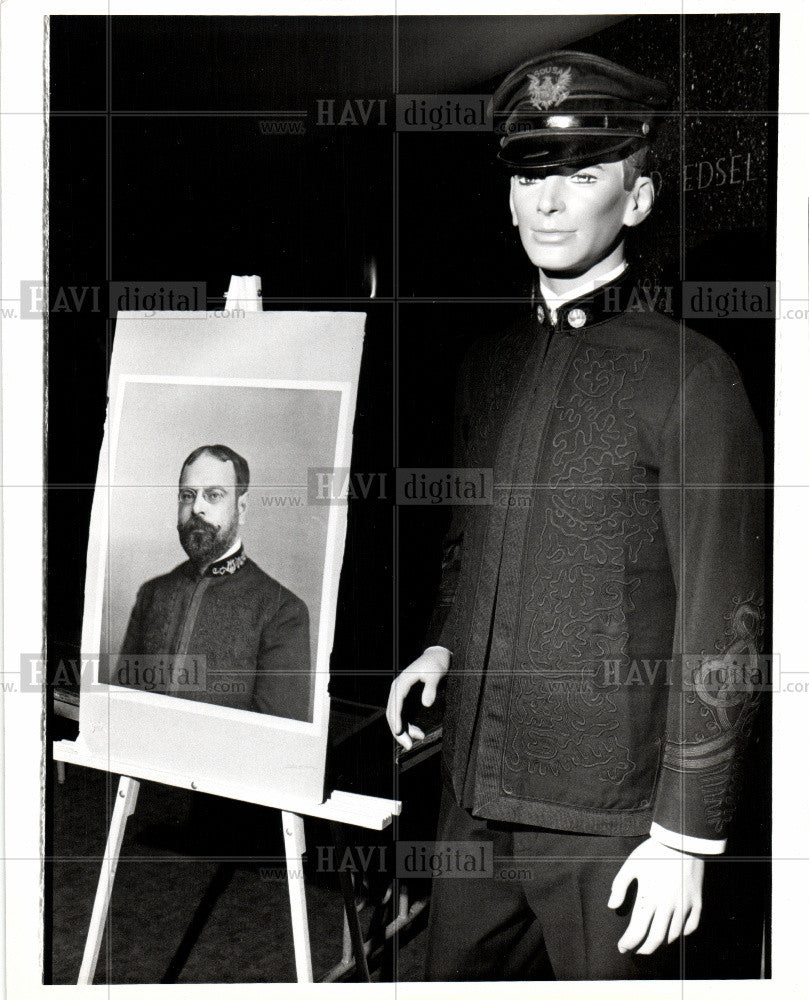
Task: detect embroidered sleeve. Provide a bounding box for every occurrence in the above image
[653,354,767,844]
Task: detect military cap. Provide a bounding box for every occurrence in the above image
[493,50,668,173]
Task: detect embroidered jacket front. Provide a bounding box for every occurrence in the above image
[429,271,766,843]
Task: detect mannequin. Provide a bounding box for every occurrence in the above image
[387,51,764,981]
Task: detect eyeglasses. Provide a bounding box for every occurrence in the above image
[178,488,228,505]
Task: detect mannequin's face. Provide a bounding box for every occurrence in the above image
[508,160,653,279]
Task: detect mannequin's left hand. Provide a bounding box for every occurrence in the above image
[607,837,704,955]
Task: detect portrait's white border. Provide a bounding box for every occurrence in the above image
[57,305,365,812]
[1,2,807,999]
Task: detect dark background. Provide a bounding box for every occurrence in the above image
[47,13,776,982]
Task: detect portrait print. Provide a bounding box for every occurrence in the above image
[75,309,365,806]
[98,379,343,724]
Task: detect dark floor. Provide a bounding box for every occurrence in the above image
[48,763,430,984]
[48,749,769,983]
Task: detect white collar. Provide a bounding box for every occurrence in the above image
[540,261,628,318]
[219,537,243,561]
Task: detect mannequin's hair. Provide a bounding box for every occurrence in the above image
[622,145,651,191]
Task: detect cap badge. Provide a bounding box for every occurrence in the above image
[567,308,586,329]
[527,66,573,111]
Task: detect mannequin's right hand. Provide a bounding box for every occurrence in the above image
[385,646,450,750]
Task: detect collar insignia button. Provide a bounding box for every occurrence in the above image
[567,308,586,329]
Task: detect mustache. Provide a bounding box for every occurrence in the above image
[179,515,218,537]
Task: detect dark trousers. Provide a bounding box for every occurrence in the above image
[425,782,683,981]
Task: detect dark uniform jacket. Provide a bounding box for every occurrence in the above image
[429,269,766,844]
[111,546,313,722]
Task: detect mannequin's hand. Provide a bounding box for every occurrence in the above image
[608,837,704,955]
[385,647,450,749]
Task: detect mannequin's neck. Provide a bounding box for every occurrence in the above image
[539,244,627,299]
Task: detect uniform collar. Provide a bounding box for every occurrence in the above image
[539,260,628,317]
[534,264,635,334]
[205,543,247,577]
[218,537,243,562]
[185,542,248,578]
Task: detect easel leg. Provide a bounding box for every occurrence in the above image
[77,776,140,985]
[281,810,313,983]
[330,820,372,982]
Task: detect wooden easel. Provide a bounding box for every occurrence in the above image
[63,283,386,982]
[54,745,400,985]
[78,776,140,985]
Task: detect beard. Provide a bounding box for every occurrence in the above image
[178,514,237,566]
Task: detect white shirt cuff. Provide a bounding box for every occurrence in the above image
[650,821,726,855]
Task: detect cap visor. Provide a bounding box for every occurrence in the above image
[498,133,642,173]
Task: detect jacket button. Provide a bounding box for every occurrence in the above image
[567,307,586,329]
